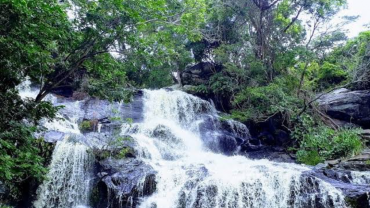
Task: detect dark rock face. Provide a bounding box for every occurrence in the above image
[93,158,156,208]
[181,62,222,86]
[308,169,370,208]
[317,88,370,128]
[198,115,251,155]
[241,113,295,162]
[0,181,9,205]
[51,86,74,98]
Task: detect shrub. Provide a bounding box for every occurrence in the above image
[79,120,93,131]
[296,126,363,165]
[231,76,301,122]
[314,62,347,90]
[92,136,133,160]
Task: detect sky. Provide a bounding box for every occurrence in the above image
[334,0,370,37]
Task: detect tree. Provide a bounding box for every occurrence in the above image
[0,0,206,102]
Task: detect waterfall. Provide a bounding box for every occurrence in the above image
[16,80,94,208]
[34,138,94,208]
[119,89,347,208]
[24,83,354,208]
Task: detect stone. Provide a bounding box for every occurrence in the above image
[317,88,370,128]
[307,170,370,208]
[327,149,370,171]
[42,130,66,142]
[94,158,157,208]
[180,62,222,86]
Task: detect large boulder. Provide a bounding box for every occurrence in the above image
[181,62,222,86]
[241,113,295,162]
[83,91,144,123]
[93,158,156,208]
[198,115,251,155]
[317,88,370,128]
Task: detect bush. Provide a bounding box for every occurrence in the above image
[231,76,300,122]
[315,62,347,90]
[79,120,93,131]
[296,126,363,165]
[0,90,58,202]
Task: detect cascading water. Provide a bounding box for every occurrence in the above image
[17,81,94,208]
[20,82,365,208]
[119,89,347,208]
[33,102,94,208]
[34,138,94,208]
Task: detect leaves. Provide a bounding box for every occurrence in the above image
[296,126,363,165]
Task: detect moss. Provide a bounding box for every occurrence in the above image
[89,185,100,207]
[79,120,98,132]
[79,120,92,131]
[92,147,133,161]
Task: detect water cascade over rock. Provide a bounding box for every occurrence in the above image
[21,83,369,208]
[119,90,347,208]
[34,139,94,208]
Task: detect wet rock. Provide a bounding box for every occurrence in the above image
[241,146,296,163]
[360,130,370,145]
[72,91,89,100]
[326,159,341,167]
[329,149,370,171]
[246,113,292,147]
[198,115,251,155]
[79,119,99,133]
[87,134,138,159]
[94,158,156,208]
[217,134,238,155]
[317,88,370,128]
[238,113,295,163]
[0,181,9,204]
[83,92,143,123]
[51,86,74,98]
[151,125,179,144]
[307,170,370,208]
[43,130,65,142]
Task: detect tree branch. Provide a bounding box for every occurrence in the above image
[283,5,303,33]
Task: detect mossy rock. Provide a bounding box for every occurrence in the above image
[79,119,98,132]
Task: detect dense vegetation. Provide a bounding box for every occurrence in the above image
[1,0,369,205]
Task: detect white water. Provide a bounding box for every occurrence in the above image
[34,138,94,208]
[121,89,347,208]
[17,81,94,208]
[351,171,370,185]
[20,80,349,208]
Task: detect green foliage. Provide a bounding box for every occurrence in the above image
[0,90,57,201]
[315,62,348,90]
[188,85,210,95]
[108,136,131,147]
[0,0,207,102]
[93,136,132,160]
[325,30,370,89]
[231,77,301,122]
[294,121,363,165]
[0,0,71,91]
[79,120,93,131]
[0,205,13,208]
